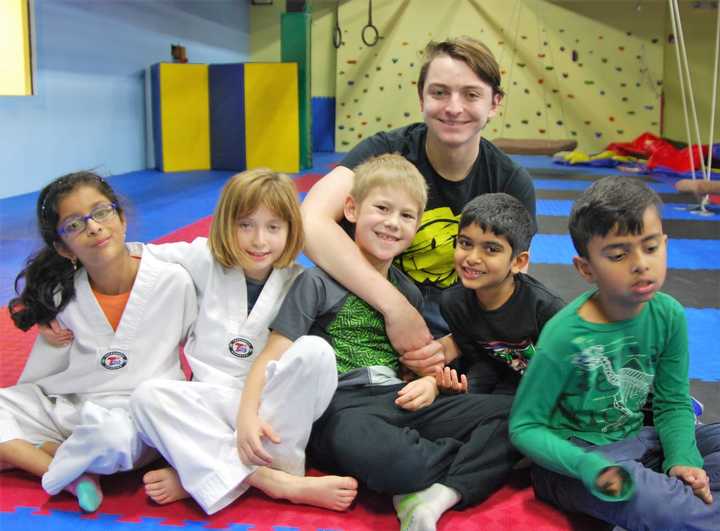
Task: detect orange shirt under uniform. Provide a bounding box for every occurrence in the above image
[92,289,131,331]
[91,256,139,331]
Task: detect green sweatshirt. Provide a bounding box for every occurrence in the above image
[509,290,702,501]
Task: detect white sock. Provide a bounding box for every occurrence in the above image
[393,483,461,531]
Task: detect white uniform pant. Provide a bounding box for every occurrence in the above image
[130,335,338,515]
[0,383,156,494]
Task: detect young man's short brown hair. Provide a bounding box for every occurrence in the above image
[350,153,428,217]
[209,169,304,269]
[417,36,505,100]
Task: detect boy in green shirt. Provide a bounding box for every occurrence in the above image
[509,176,719,530]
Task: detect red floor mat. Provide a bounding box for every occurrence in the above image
[0,216,607,530]
[0,467,604,530]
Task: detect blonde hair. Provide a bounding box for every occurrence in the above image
[209,169,303,269]
[417,36,504,99]
[350,153,428,216]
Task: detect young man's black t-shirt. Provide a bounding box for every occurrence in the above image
[340,123,536,289]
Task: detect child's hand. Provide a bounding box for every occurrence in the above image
[395,376,439,411]
[434,366,468,394]
[236,411,281,467]
[399,341,445,376]
[669,465,713,504]
[39,320,73,347]
[595,466,625,497]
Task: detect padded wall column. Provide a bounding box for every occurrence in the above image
[281,11,312,169]
[151,63,210,172]
[244,63,300,173]
[209,64,246,171]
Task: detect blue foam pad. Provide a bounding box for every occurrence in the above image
[150,64,162,170]
[687,308,720,380]
[209,64,246,171]
[530,234,720,270]
[537,199,720,220]
[532,179,677,194]
[312,96,336,152]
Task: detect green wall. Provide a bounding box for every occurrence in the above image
[249,0,335,98]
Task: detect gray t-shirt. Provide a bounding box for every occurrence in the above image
[246,277,265,313]
[270,266,422,387]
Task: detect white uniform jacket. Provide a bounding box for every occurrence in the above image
[19,242,197,405]
[146,238,303,388]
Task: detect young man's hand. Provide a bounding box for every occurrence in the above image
[400,341,445,376]
[39,320,74,347]
[236,411,280,467]
[395,376,439,411]
[383,302,433,354]
[434,366,468,394]
[595,466,625,497]
[669,465,713,504]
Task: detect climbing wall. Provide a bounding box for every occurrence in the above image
[335,0,665,152]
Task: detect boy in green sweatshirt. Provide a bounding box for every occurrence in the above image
[509,176,719,530]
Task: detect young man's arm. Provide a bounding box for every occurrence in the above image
[301,166,432,354]
[509,343,634,501]
[236,332,293,466]
[400,334,459,375]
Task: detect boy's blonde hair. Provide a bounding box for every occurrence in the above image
[350,154,428,216]
[417,36,504,100]
[209,169,304,269]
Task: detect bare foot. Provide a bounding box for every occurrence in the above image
[143,467,190,505]
[248,467,358,511]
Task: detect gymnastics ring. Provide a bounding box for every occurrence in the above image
[362,24,379,47]
[334,25,343,48]
[361,0,379,47]
[333,0,343,49]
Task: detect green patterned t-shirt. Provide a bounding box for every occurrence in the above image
[270,266,423,384]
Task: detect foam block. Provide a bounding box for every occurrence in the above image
[209,64,246,171]
[244,63,300,173]
[153,63,211,172]
[312,96,336,152]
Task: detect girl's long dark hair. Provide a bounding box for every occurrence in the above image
[8,171,123,331]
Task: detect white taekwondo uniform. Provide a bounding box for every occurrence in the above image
[132,238,337,515]
[0,243,197,495]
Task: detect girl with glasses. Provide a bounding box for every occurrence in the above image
[128,169,357,514]
[2,171,197,512]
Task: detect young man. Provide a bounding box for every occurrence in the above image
[509,176,719,530]
[428,193,564,394]
[301,36,536,359]
[238,154,517,531]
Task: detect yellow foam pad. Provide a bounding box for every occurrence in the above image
[159,63,210,171]
[244,63,299,173]
[0,0,32,96]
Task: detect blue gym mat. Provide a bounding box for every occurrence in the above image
[537,199,720,220]
[530,234,720,270]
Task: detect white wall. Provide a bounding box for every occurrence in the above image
[0,0,249,198]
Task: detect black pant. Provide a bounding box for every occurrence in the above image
[308,384,518,508]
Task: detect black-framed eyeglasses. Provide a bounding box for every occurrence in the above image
[57,203,118,237]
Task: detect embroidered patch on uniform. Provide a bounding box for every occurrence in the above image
[101,351,128,370]
[228,337,254,358]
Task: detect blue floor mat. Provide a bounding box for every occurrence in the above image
[530,234,720,270]
[537,199,720,220]
[1,154,718,383]
[687,308,720,381]
[532,178,677,194]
